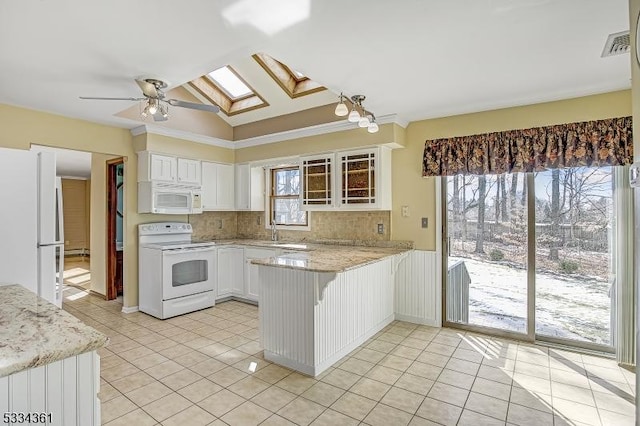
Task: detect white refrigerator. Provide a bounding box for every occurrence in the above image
[0,147,64,307]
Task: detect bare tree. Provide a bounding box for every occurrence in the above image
[475,176,487,253]
[500,175,508,221]
[549,168,560,260]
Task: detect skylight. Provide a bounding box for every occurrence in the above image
[252,53,325,99]
[208,66,253,99]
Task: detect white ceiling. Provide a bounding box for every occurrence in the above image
[31,145,92,179]
[0,0,631,133]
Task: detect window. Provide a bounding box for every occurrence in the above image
[208,66,253,100]
[253,53,326,98]
[187,65,268,116]
[270,167,307,226]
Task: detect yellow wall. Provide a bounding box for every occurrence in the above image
[144,133,235,163]
[235,123,403,163]
[394,90,632,250]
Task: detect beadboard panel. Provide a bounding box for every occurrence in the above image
[394,250,441,327]
[314,258,395,369]
[0,351,100,426]
[260,258,395,376]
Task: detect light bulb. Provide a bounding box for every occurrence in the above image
[148,104,158,115]
[358,115,370,128]
[334,102,349,116]
[347,108,360,123]
[367,121,379,133]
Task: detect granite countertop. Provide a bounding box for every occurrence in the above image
[0,285,109,377]
[250,245,410,273]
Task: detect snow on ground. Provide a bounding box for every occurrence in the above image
[450,257,611,345]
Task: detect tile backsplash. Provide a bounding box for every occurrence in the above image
[189,211,238,240]
[190,210,391,242]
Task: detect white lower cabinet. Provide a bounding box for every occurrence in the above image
[216,246,277,302]
[216,247,244,299]
[244,248,277,302]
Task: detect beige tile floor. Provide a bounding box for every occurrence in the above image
[62,287,636,426]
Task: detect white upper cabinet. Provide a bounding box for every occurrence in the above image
[235,164,265,211]
[138,151,200,185]
[202,161,235,211]
[138,152,177,182]
[177,158,201,184]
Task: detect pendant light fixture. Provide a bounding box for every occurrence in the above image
[334,93,378,133]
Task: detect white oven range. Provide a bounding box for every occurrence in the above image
[138,222,215,319]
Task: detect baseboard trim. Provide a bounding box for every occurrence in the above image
[395,313,440,328]
[121,305,139,314]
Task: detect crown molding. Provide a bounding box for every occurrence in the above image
[234,113,407,149]
[130,124,235,149]
[130,113,407,151]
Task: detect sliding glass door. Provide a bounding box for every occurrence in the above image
[444,168,614,350]
[445,173,528,335]
[534,167,613,347]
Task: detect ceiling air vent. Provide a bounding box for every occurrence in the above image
[601,30,630,57]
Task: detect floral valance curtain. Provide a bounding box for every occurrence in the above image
[422,116,633,177]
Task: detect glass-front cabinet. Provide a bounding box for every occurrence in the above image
[301,154,334,208]
[340,151,376,205]
[299,147,391,210]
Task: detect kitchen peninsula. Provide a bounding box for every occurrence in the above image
[252,244,411,376]
[0,285,108,426]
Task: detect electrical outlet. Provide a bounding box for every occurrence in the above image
[401,205,410,217]
[421,217,428,228]
[217,219,223,229]
[257,215,262,225]
[377,223,384,234]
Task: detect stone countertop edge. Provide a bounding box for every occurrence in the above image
[250,247,412,273]
[0,284,109,377]
[193,238,415,250]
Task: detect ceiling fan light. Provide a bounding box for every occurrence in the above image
[367,121,379,133]
[347,108,360,123]
[148,104,158,115]
[335,101,349,116]
[358,115,370,128]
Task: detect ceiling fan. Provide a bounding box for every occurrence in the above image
[79,78,220,122]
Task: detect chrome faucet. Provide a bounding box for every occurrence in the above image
[271,221,278,241]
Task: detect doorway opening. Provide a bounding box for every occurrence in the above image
[107,158,125,301]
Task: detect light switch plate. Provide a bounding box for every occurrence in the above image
[421,217,428,228]
[377,223,384,234]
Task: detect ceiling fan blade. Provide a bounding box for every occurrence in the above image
[79,96,144,101]
[135,79,159,98]
[167,99,220,113]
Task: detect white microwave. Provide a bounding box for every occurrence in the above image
[138,181,202,214]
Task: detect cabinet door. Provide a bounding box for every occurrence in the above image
[217,247,244,298]
[216,164,235,210]
[301,154,334,209]
[149,154,176,182]
[339,150,376,206]
[244,248,276,302]
[177,158,201,184]
[235,164,250,210]
[201,162,218,210]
